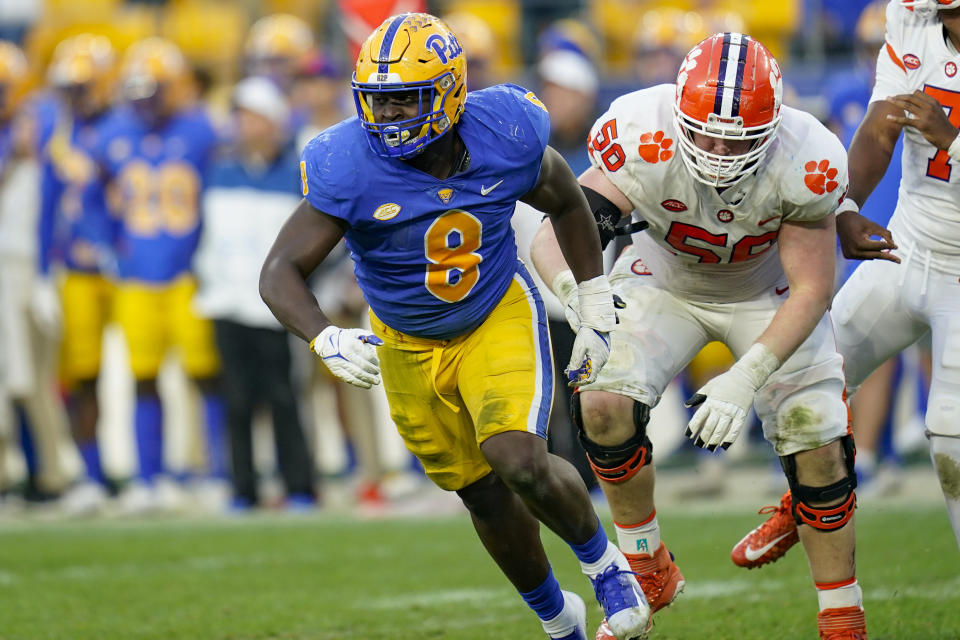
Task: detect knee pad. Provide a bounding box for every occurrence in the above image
[571,393,653,484]
[780,434,857,531]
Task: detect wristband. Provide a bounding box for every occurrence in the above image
[948,131,960,163]
[734,343,781,390]
[835,197,860,216]
[551,270,577,307]
[576,275,617,332]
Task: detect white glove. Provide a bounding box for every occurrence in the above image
[685,343,780,451]
[311,325,384,389]
[30,277,63,337]
[564,275,617,387]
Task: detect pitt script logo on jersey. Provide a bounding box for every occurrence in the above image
[373,203,401,221]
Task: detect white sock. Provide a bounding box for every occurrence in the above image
[855,449,877,476]
[615,513,660,556]
[930,435,960,550]
[542,591,583,637]
[816,580,863,611]
[580,540,628,578]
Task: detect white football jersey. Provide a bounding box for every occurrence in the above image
[588,84,848,303]
[872,0,960,262]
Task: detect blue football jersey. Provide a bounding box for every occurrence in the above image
[39,107,118,274]
[300,84,551,339]
[96,106,219,282]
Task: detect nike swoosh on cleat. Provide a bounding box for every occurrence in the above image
[480,179,504,196]
[743,532,792,562]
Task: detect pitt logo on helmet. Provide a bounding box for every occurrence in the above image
[352,13,467,159]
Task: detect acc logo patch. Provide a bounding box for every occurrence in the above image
[638,131,674,163]
[437,188,454,204]
[903,53,921,69]
[373,203,401,221]
[947,62,957,77]
[717,209,734,223]
[661,199,688,212]
[804,160,840,195]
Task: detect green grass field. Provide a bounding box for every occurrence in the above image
[0,502,958,640]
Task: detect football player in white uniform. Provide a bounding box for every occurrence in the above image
[733,0,960,575]
[531,33,868,639]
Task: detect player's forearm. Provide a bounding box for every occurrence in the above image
[549,204,604,282]
[530,217,575,293]
[845,105,900,205]
[259,257,331,343]
[754,288,831,364]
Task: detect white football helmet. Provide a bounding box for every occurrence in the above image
[902,0,960,18]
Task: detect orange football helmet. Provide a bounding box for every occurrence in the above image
[352,12,466,159]
[674,32,782,187]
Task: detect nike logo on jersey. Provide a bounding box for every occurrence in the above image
[744,532,793,562]
[776,286,789,295]
[480,180,504,196]
[758,215,781,226]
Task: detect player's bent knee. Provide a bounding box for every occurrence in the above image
[572,393,653,484]
[781,434,857,531]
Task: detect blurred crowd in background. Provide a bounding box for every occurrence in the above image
[0,0,932,519]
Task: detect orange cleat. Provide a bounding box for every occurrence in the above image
[817,606,867,639]
[731,490,800,569]
[594,543,683,640]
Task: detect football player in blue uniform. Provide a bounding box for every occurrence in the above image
[260,13,651,640]
[97,38,225,508]
[38,34,120,510]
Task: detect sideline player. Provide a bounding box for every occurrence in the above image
[39,34,119,512]
[734,0,960,568]
[260,13,652,640]
[98,39,224,509]
[531,33,867,639]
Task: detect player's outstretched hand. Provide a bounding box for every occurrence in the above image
[836,210,900,263]
[684,344,780,451]
[886,90,960,151]
[565,275,617,387]
[311,325,384,389]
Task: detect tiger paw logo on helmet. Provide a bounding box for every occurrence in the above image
[804,160,840,195]
[638,131,674,163]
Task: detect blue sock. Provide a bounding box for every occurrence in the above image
[569,517,608,564]
[79,441,105,485]
[203,394,228,479]
[134,395,163,484]
[519,567,565,622]
[17,409,37,478]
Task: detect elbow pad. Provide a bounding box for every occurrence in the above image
[582,185,623,250]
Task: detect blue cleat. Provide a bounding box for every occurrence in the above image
[590,563,651,640]
[549,591,588,640]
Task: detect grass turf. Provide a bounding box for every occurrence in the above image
[0,502,957,639]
